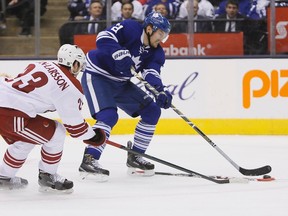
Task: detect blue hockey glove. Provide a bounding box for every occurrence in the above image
[156,90,172,109]
[112,49,134,76]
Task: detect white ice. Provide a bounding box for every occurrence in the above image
[0,135,288,216]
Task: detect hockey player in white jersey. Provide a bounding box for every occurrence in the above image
[0,44,106,192]
[79,12,172,180]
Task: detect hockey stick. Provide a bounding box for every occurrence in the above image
[106,139,248,184]
[154,172,276,182]
[132,70,271,176]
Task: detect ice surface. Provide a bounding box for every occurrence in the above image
[1,135,288,216]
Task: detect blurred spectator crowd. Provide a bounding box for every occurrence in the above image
[0,0,47,36]
[61,0,281,55]
[1,0,288,55]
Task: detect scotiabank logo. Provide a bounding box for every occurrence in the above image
[163,44,210,56]
[243,69,288,108]
[275,21,288,39]
[136,72,198,100]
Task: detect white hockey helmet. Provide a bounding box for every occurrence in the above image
[57,44,86,76]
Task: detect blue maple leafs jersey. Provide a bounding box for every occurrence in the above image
[85,19,166,89]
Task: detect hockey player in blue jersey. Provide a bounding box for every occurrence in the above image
[79,12,172,180]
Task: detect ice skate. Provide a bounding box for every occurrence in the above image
[126,141,155,176]
[38,170,73,193]
[0,175,28,190]
[79,154,109,182]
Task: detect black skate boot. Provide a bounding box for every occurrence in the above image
[38,170,73,193]
[126,141,155,176]
[0,175,28,190]
[79,152,109,182]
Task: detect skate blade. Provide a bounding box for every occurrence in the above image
[79,171,109,182]
[127,167,155,177]
[38,186,74,194]
[0,185,28,191]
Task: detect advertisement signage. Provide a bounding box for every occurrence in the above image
[74,33,244,56]
[267,7,288,53]
[1,58,287,134]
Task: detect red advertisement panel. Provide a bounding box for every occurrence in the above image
[74,35,97,54]
[267,7,288,53]
[74,33,243,56]
[162,33,243,56]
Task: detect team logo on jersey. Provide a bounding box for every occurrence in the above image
[43,121,50,128]
[139,46,148,54]
[131,56,141,69]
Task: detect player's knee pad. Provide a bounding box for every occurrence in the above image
[95,108,118,128]
[139,102,161,125]
[43,121,65,152]
[8,141,35,158]
[39,122,65,173]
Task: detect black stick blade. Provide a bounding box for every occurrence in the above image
[239,165,272,176]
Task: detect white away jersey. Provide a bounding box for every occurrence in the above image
[0,61,95,140]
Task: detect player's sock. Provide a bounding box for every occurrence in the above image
[132,121,156,153]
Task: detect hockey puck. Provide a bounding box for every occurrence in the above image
[263,175,271,179]
[257,174,275,182]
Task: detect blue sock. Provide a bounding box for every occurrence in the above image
[132,120,156,154]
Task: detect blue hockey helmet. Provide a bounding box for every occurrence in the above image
[143,12,171,42]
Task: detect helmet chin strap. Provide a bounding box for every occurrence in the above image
[145,28,153,47]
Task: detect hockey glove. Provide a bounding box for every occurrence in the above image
[83,128,106,147]
[112,49,134,76]
[156,90,172,109]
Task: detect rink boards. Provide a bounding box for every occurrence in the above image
[1,58,288,135]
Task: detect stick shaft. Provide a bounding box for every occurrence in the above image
[106,140,229,184]
[132,71,271,176]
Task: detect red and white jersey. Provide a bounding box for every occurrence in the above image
[0,61,95,140]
